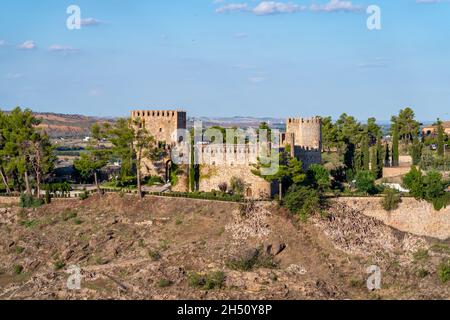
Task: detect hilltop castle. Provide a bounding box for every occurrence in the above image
[131,109,322,199]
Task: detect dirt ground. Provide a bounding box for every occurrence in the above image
[0,194,449,300]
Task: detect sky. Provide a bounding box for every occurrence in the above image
[0,0,449,121]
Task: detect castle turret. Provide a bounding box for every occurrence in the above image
[286,117,322,150]
[131,109,187,146]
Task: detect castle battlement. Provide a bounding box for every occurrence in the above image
[131,110,185,118]
[295,146,321,152]
[287,116,322,124]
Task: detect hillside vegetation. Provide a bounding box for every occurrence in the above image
[0,194,448,300]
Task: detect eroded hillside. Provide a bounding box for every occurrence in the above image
[0,194,449,300]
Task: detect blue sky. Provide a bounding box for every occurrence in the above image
[0,0,449,120]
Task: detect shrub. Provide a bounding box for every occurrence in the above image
[45,190,51,204]
[413,249,429,262]
[148,250,161,261]
[19,219,38,229]
[417,268,429,278]
[15,246,25,254]
[13,264,23,275]
[218,182,228,193]
[158,279,172,288]
[402,166,424,199]
[79,190,89,200]
[53,260,66,271]
[402,168,449,210]
[230,177,246,196]
[284,185,321,221]
[19,194,44,208]
[226,248,278,271]
[61,209,77,221]
[188,271,225,290]
[438,260,450,284]
[381,188,402,211]
[355,171,377,195]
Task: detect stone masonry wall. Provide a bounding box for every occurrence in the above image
[333,197,450,240]
[199,164,273,199]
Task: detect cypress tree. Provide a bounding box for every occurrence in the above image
[437,119,445,157]
[371,146,377,177]
[410,138,422,166]
[362,136,370,171]
[375,139,384,178]
[392,122,399,167]
[384,143,390,167]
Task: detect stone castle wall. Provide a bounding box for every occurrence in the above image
[131,110,323,198]
[199,164,276,199]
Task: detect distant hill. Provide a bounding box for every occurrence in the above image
[34,112,115,138]
[188,116,285,129]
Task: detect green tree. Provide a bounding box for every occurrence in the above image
[384,143,391,167]
[437,119,445,157]
[131,118,155,199]
[284,184,321,221]
[394,107,420,145]
[0,111,11,193]
[105,118,135,182]
[27,132,56,197]
[361,136,370,171]
[410,138,423,166]
[366,117,381,146]
[355,170,376,194]
[423,171,448,209]
[321,116,338,152]
[306,164,330,192]
[391,119,400,167]
[402,166,424,200]
[376,139,384,179]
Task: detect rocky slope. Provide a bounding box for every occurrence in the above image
[0,194,448,300]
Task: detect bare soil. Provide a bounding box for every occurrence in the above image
[0,194,448,300]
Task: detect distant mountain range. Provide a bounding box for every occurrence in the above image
[16,111,438,138]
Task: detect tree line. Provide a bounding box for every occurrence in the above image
[0,108,160,200]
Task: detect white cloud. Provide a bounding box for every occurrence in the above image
[416,0,448,3]
[5,73,23,80]
[215,1,364,15]
[81,18,102,26]
[234,32,249,38]
[253,2,306,15]
[48,44,79,54]
[356,57,389,69]
[89,89,103,97]
[0,40,5,46]
[215,3,249,13]
[18,40,36,50]
[310,0,363,12]
[249,76,266,83]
